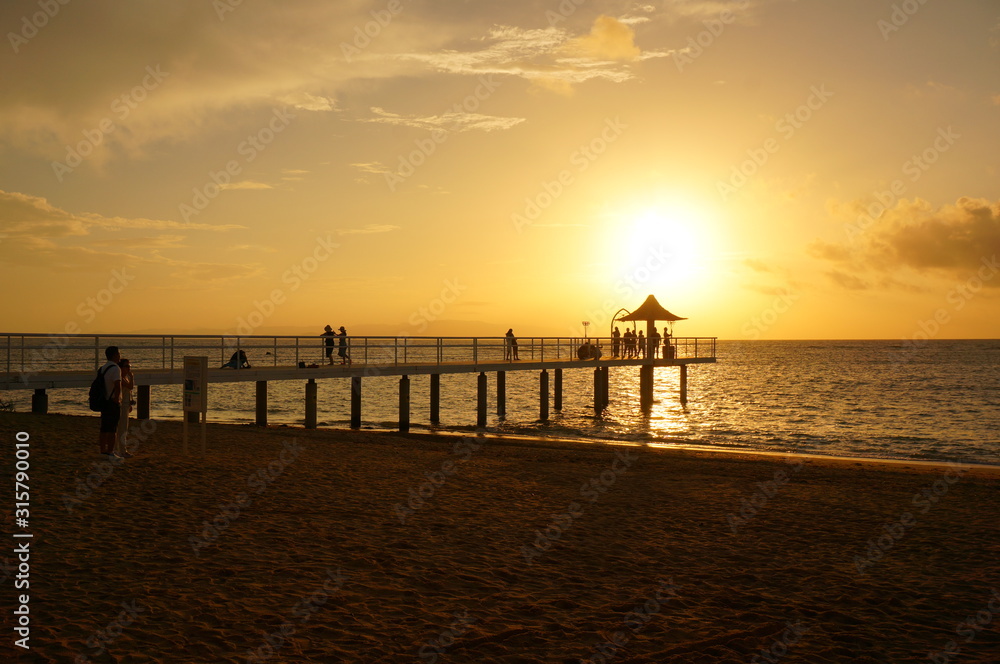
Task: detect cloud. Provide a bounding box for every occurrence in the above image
[811,197,1000,289]
[278,92,338,112]
[0,189,250,280]
[363,107,526,133]
[337,224,400,235]
[219,181,274,191]
[351,162,392,175]
[564,16,642,61]
[395,17,674,90]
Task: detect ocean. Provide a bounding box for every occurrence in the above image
[7,340,999,465]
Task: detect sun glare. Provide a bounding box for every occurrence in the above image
[614,200,712,290]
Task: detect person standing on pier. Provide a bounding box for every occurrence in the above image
[612,327,621,357]
[322,324,336,365]
[637,330,646,359]
[96,346,123,460]
[650,328,661,359]
[505,329,520,360]
[337,326,352,365]
[663,326,673,359]
[115,358,135,458]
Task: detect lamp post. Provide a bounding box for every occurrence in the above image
[582,321,590,341]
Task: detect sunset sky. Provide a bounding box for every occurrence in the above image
[1,0,997,339]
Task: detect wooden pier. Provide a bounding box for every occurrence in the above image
[1,332,717,430]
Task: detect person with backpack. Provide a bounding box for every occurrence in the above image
[93,346,124,460]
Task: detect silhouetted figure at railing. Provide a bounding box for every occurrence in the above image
[505,329,520,361]
[322,324,336,365]
[337,326,352,365]
[663,326,674,359]
[612,327,621,357]
[637,330,646,359]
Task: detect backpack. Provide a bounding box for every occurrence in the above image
[88,366,110,412]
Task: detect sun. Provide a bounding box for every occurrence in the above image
[615,200,711,287]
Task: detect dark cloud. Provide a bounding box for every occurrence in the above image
[813,197,1000,289]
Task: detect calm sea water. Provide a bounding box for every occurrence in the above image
[10,341,1000,465]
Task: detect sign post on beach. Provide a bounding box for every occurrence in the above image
[182,356,208,454]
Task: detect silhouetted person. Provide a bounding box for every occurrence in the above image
[322,324,336,364]
[625,328,635,358]
[97,346,122,460]
[651,329,661,359]
[612,327,621,357]
[637,330,646,359]
[663,326,673,359]
[337,326,352,365]
[222,350,251,369]
[506,329,519,360]
[115,357,135,458]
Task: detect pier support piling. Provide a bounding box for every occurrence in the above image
[477,372,487,428]
[31,388,47,414]
[497,371,506,417]
[399,375,410,433]
[640,364,653,412]
[137,384,150,420]
[679,364,688,405]
[255,381,267,426]
[430,373,440,424]
[554,368,563,411]
[305,378,317,429]
[350,376,362,429]
[594,368,602,413]
[540,370,549,421]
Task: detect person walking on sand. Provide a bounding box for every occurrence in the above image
[96,346,123,461]
[115,357,136,458]
[337,326,352,365]
[322,324,336,365]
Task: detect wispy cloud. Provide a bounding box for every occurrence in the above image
[220,181,274,191]
[363,107,526,132]
[337,224,401,235]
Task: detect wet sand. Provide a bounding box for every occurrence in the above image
[2,411,999,663]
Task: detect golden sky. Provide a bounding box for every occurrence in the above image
[1,0,998,339]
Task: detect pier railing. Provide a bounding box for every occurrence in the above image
[0,333,717,377]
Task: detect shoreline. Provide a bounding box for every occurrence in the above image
[8,410,1000,474]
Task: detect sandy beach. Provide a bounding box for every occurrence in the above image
[2,411,999,663]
